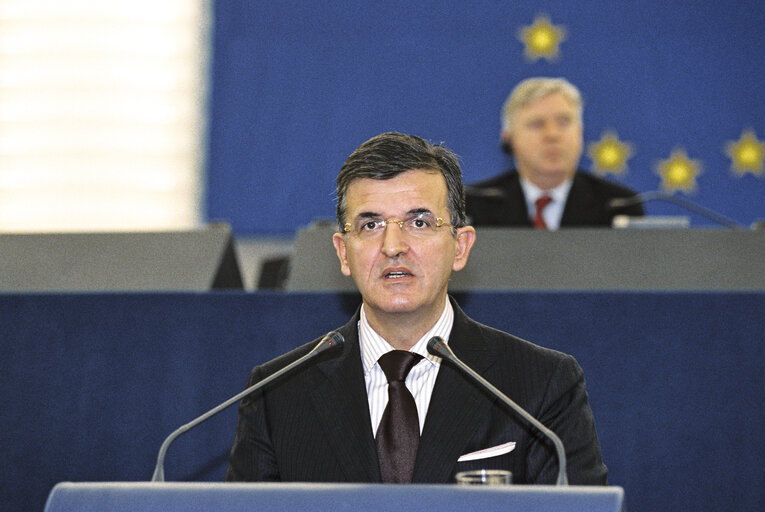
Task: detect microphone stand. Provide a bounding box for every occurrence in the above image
[610,191,743,229]
[151,331,344,482]
[428,337,568,486]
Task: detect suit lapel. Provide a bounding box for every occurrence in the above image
[561,172,597,225]
[504,173,533,226]
[304,317,381,482]
[413,300,497,483]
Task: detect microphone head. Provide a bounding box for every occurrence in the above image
[323,331,345,352]
[608,191,668,210]
[426,336,449,358]
[607,197,629,209]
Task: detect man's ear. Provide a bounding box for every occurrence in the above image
[332,232,352,276]
[452,226,477,272]
[501,131,513,155]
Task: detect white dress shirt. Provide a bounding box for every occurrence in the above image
[359,298,453,436]
[520,177,573,230]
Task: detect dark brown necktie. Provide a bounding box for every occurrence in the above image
[375,350,423,483]
[533,195,553,229]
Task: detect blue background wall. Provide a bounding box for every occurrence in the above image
[207,1,765,235]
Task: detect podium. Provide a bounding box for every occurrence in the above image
[45,482,625,512]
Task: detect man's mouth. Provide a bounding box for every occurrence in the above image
[384,270,413,279]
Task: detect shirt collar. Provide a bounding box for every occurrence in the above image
[359,298,454,375]
[520,177,573,209]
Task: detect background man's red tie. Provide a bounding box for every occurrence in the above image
[534,195,553,229]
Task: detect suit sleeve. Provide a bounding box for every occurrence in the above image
[225,367,281,482]
[526,354,608,485]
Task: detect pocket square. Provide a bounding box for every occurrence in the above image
[457,441,516,462]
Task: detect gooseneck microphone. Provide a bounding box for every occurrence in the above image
[608,191,743,229]
[427,336,568,486]
[151,331,345,482]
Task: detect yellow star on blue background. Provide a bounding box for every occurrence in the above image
[725,129,764,176]
[587,131,634,175]
[518,14,566,62]
[656,148,702,193]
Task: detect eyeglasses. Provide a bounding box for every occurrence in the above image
[343,212,456,239]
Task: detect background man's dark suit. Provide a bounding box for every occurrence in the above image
[466,170,644,227]
[226,298,607,485]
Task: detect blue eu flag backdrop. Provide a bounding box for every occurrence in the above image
[208,1,765,233]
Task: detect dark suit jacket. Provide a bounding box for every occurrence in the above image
[226,298,607,485]
[465,169,644,227]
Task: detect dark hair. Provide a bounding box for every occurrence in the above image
[335,132,467,231]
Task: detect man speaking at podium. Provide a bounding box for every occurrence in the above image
[226,132,607,485]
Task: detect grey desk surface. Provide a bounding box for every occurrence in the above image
[0,224,240,291]
[286,221,765,291]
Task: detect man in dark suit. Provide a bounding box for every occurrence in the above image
[466,77,643,228]
[226,132,607,485]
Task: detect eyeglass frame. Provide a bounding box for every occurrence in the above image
[343,213,458,239]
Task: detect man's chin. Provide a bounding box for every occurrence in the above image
[538,164,573,177]
[528,167,575,188]
[379,301,419,315]
[365,295,421,316]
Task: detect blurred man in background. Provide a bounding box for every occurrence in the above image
[466,77,643,229]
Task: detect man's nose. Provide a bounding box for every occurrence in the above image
[380,221,408,257]
[543,121,562,139]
